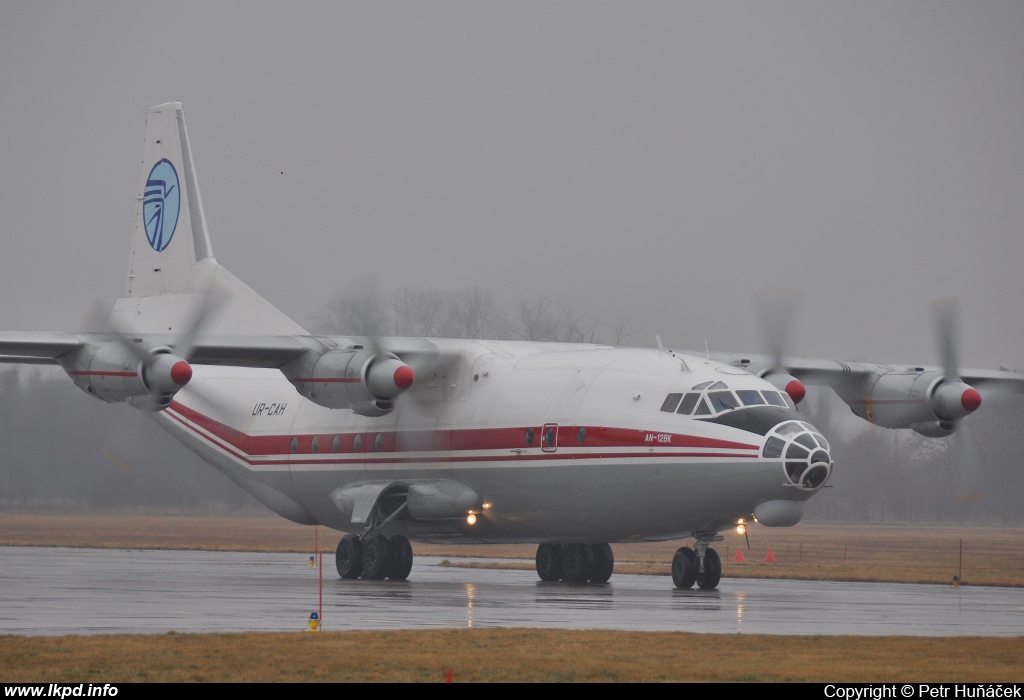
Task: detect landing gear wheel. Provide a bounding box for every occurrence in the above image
[536,543,564,581]
[589,543,614,583]
[336,533,363,579]
[387,535,414,581]
[361,533,391,580]
[672,546,697,589]
[696,547,722,590]
[562,543,594,583]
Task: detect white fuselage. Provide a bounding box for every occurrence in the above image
[158,339,827,543]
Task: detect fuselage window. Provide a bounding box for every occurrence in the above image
[311,435,320,453]
[708,390,739,413]
[737,389,766,406]
[694,397,712,415]
[525,427,535,446]
[661,393,683,413]
[576,426,586,444]
[332,435,341,453]
[762,391,786,407]
[677,392,700,415]
[374,433,384,451]
[290,436,299,454]
[544,427,556,447]
[353,434,362,451]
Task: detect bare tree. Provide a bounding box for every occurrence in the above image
[314,289,390,336]
[516,298,562,341]
[451,287,508,339]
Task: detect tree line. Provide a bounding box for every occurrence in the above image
[313,285,641,345]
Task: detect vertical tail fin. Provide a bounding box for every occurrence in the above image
[126,102,212,298]
[111,102,306,336]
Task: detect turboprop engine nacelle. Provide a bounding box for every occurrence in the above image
[843,369,981,432]
[283,347,415,417]
[61,341,193,410]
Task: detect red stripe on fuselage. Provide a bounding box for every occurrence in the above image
[165,401,759,467]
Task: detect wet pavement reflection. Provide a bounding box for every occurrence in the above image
[1,547,1020,636]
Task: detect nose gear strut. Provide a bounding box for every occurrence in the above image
[672,531,723,590]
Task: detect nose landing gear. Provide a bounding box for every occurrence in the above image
[672,533,723,590]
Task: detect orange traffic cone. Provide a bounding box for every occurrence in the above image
[734,548,745,562]
[765,549,776,563]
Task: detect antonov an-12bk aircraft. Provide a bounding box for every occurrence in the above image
[4,103,1022,589]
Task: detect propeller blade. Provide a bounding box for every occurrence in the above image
[79,298,114,333]
[932,298,960,380]
[175,283,231,361]
[756,288,802,370]
[100,405,154,474]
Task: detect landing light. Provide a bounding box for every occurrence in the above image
[466,513,477,526]
[482,503,492,510]
[736,519,746,535]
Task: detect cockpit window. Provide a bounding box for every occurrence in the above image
[660,393,683,413]
[708,390,739,412]
[665,385,790,419]
[795,433,817,450]
[677,392,700,415]
[782,394,797,409]
[776,421,803,436]
[736,389,766,406]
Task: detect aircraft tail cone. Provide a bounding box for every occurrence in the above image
[734,548,745,563]
[765,549,776,563]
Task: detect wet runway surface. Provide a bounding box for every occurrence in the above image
[2,547,1022,636]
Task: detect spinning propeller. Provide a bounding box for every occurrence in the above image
[108,285,228,411]
[929,299,982,424]
[755,288,807,404]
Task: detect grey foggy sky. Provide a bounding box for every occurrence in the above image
[1,2,1023,370]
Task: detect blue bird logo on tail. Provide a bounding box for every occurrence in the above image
[143,159,180,252]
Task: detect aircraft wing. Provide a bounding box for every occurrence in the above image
[958,368,1024,394]
[0,332,83,364]
[704,351,874,387]
[706,349,1024,392]
[0,331,443,372]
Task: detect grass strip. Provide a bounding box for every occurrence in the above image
[2,630,1023,683]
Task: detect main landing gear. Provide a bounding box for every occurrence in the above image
[336,532,415,581]
[336,486,415,581]
[672,532,722,590]
[535,542,614,583]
